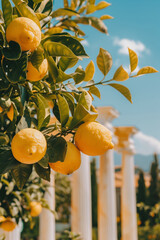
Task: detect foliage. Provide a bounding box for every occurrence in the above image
[91,158,98,228]
[138,224,160,240]
[137,170,147,226]
[56,230,82,240]
[0,0,158,188]
[0,172,52,228]
[55,173,71,223]
[137,170,146,204]
[148,154,160,207]
[137,202,160,227]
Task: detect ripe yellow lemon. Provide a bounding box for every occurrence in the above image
[6,17,41,52]
[27,59,48,82]
[0,218,16,232]
[30,201,42,217]
[11,128,47,164]
[49,142,81,175]
[75,121,114,156]
[0,106,3,113]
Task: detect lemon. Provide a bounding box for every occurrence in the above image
[30,201,42,217]
[0,106,3,113]
[27,59,48,82]
[11,128,47,164]
[0,218,16,232]
[75,121,114,156]
[49,142,81,175]
[6,17,41,52]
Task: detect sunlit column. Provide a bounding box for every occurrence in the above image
[0,222,21,240]
[97,106,119,240]
[71,153,92,240]
[39,170,55,240]
[114,127,138,240]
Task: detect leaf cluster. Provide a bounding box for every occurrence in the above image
[0,172,52,227]
[0,0,158,188]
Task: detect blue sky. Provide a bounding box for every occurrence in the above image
[55,0,160,140]
[3,0,160,141]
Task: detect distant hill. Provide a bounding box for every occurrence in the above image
[114,152,160,172]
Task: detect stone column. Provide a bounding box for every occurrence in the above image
[97,106,119,240]
[114,127,138,240]
[39,170,55,240]
[71,153,92,240]
[0,221,21,240]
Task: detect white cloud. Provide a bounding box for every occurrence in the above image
[124,65,140,74]
[81,39,89,47]
[113,37,150,56]
[133,132,160,155]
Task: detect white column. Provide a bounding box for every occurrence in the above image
[39,171,55,240]
[71,153,92,240]
[97,106,119,240]
[0,222,21,240]
[114,127,138,240]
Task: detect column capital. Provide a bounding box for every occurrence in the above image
[114,126,138,154]
[97,106,119,125]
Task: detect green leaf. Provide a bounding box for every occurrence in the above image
[78,91,92,110]
[108,83,132,103]
[69,104,98,129]
[11,164,32,190]
[0,146,20,175]
[113,65,129,81]
[30,47,44,70]
[97,48,112,76]
[74,16,108,34]
[96,1,111,10]
[136,66,158,76]
[47,136,67,163]
[43,34,88,57]
[57,94,69,127]
[2,41,21,60]
[2,52,28,83]
[15,105,31,133]
[128,48,138,72]
[89,85,101,99]
[100,15,113,20]
[83,61,95,82]
[73,67,85,84]
[2,0,12,28]
[51,8,79,18]
[12,0,41,28]
[36,93,50,130]
[35,163,50,181]
[47,56,58,83]
[47,56,72,83]
[58,57,78,71]
[0,67,10,90]
[36,0,53,15]
[44,41,77,58]
[64,0,69,8]
[38,154,49,168]
[0,133,9,145]
[62,92,75,115]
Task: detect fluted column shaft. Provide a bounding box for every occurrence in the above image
[39,171,55,240]
[71,153,92,240]
[98,149,117,240]
[114,126,138,240]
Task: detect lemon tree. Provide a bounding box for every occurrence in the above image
[0,0,158,189]
[0,172,53,231]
